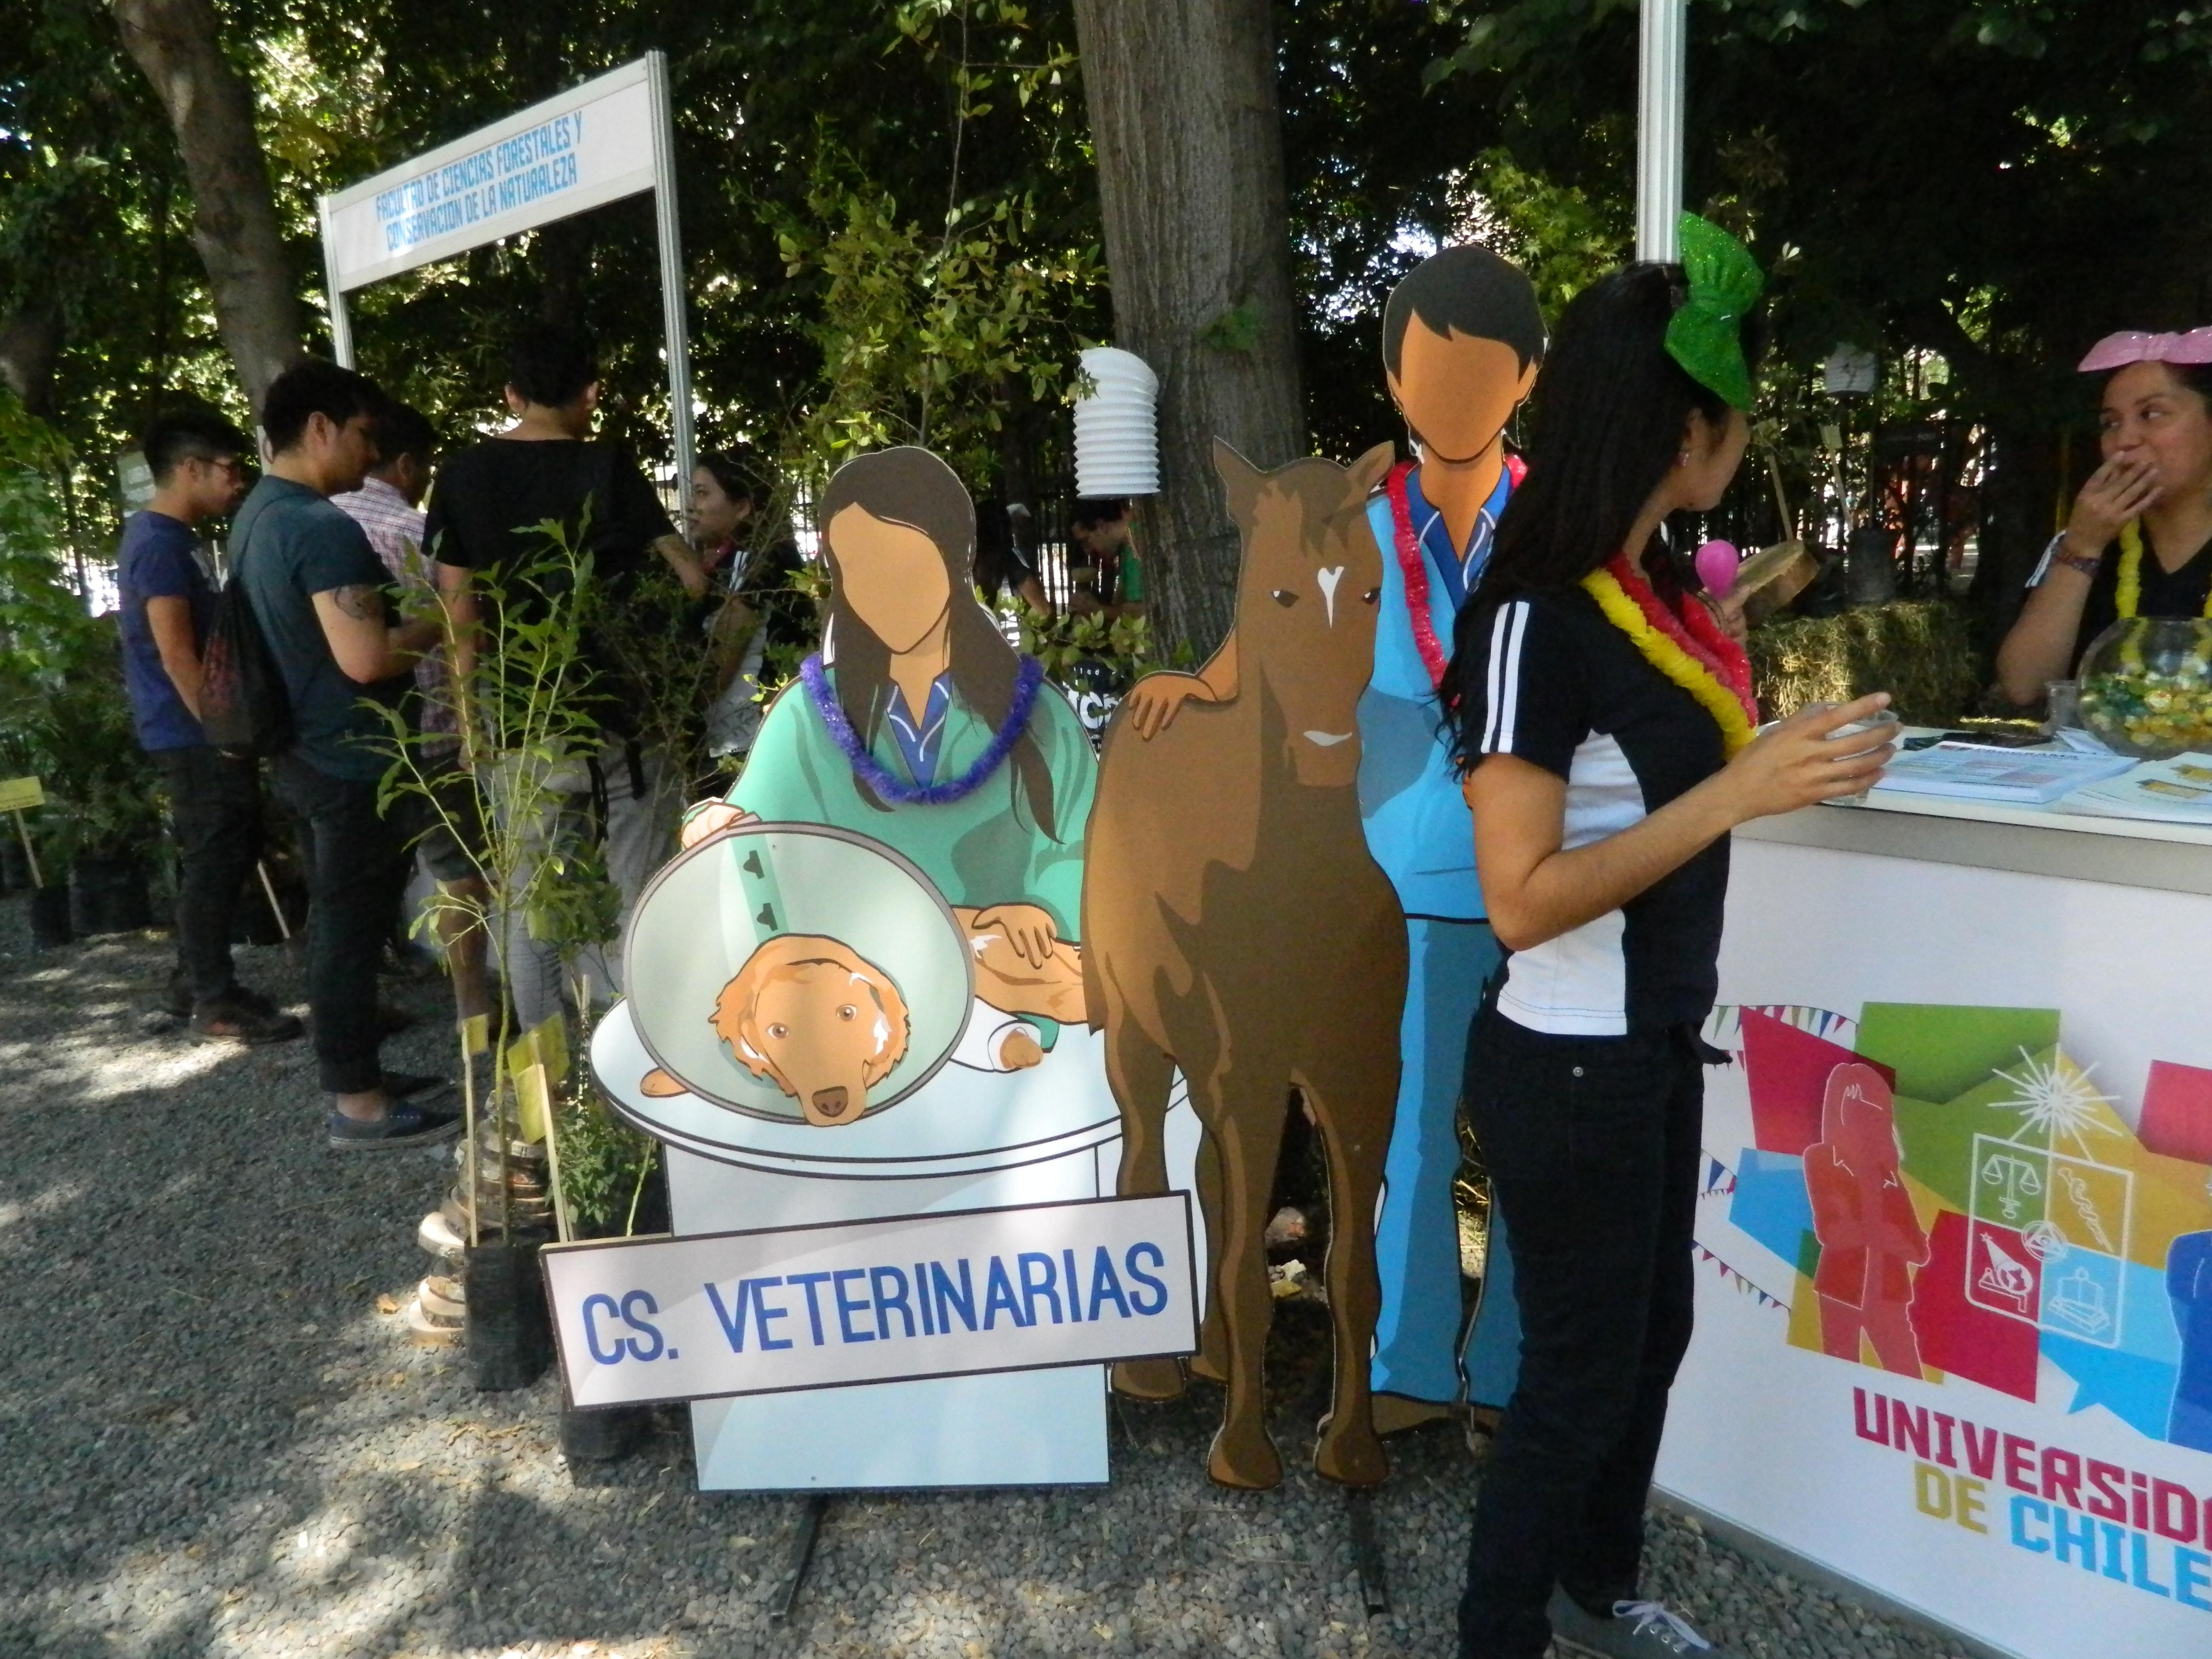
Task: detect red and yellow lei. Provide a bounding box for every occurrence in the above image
[1581,555,1759,755]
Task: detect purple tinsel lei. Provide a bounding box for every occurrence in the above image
[800,651,1045,806]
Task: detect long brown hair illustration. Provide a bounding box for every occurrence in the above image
[1081,437,1406,1488]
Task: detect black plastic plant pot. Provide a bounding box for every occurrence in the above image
[558,1401,649,1465]
[28,884,73,948]
[72,857,153,935]
[464,1241,553,1392]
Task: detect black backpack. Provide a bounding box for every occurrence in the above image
[199,494,294,758]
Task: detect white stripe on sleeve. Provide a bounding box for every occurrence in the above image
[1491,601,1529,753]
[1480,605,1511,752]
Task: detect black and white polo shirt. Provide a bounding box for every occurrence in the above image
[1459,586,1732,1036]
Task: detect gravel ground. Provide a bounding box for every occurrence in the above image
[0,897,1979,1659]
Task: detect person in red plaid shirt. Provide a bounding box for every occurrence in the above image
[332,399,493,1027]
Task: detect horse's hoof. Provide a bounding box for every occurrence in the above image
[1312,1411,1390,1487]
[1188,1351,1228,1385]
[1112,1357,1185,1401]
[1206,1422,1284,1490]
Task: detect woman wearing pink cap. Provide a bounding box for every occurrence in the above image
[1997,329,2212,704]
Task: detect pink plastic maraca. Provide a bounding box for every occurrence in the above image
[1694,539,1742,599]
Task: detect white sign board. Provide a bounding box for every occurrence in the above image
[543,1193,1198,1410]
[1661,833,2212,1658]
[314,54,694,491]
[320,60,657,294]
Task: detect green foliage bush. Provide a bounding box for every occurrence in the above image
[0,397,162,867]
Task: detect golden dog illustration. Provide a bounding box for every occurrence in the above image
[640,933,910,1126]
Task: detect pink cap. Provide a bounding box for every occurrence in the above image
[2078,328,2212,373]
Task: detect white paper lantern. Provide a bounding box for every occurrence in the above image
[1074,346,1160,498]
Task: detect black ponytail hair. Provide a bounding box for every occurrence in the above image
[1439,260,1765,743]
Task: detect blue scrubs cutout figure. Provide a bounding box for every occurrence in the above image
[1116,245,1545,1434]
[2170,1229,2212,1451]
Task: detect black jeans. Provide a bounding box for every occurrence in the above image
[153,746,263,1004]
[271,754,415,1094]
[1457,999,1706,1659]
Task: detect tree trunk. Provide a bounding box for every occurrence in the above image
[110,0,301,415]
[1071,0,1307,662]
[0,305,63,419]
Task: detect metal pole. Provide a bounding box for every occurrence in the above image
[1636,0,1687,263]
[319,195,356,368]
[645,51,696,499]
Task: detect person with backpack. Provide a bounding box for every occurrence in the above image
[231,359,459,1149]
[116,405,301,1045]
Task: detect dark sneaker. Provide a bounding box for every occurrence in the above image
[381,1070,454,1102]
[190,996,304,1046]
[161,967,194,1020]
[1549,1589,1731,1657]
[327,1100,463,1151]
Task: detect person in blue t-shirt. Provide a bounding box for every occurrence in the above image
[117,407,301,1046]
[1119,245,1548,1441]
[235,360,459,1150]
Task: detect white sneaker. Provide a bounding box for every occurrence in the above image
[1547,1588,1733,1657]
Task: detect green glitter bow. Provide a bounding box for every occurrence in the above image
[1664,214,1765,411]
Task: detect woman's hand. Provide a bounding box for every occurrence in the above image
[1698,587,1750,647]
[1123,673,1216,740]
[1713,694,1896,825]
[967,902,1059,968]
[679,801,758,849]
[2065,454,2162,555]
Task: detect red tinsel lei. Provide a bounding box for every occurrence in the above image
[1384,456,1526,692]
[1605,554,1758,722]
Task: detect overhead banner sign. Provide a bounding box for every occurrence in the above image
[321,60,657,294]
[315,53,694,534]
[543,1194,1199,1410]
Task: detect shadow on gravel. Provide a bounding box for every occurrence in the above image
[0,902,1974,1659]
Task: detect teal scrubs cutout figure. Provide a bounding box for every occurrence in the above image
[1110,246,1546,1433]
[1362,247,1545,1428]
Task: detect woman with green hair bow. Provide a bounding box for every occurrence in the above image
[1437,218,1896,1659]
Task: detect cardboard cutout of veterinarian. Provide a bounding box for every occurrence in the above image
[591,446,1184,1490]
[1086,438,1409,1490]
[1116,249,1545,1440]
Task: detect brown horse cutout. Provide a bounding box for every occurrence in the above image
[1082,438,1407,1489]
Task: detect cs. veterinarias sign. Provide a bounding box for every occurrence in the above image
[542,1193,1197,1408]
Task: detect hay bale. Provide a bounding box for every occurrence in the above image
[1748,601,1982,726]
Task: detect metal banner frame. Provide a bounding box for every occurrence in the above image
[1637,0,1686,262]
[315,52,694,491]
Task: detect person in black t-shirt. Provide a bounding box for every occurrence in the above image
[426,324,707,1034]
[1996,336,2212,705]
[1438,230,1895,1659]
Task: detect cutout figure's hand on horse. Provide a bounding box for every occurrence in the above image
[1125,673,1217,739]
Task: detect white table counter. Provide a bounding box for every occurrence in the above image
[1658,778,2212,1659]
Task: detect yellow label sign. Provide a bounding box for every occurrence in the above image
[506,1011,570,1088]
[0,776,45,813]
[515,1061,551,1144]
